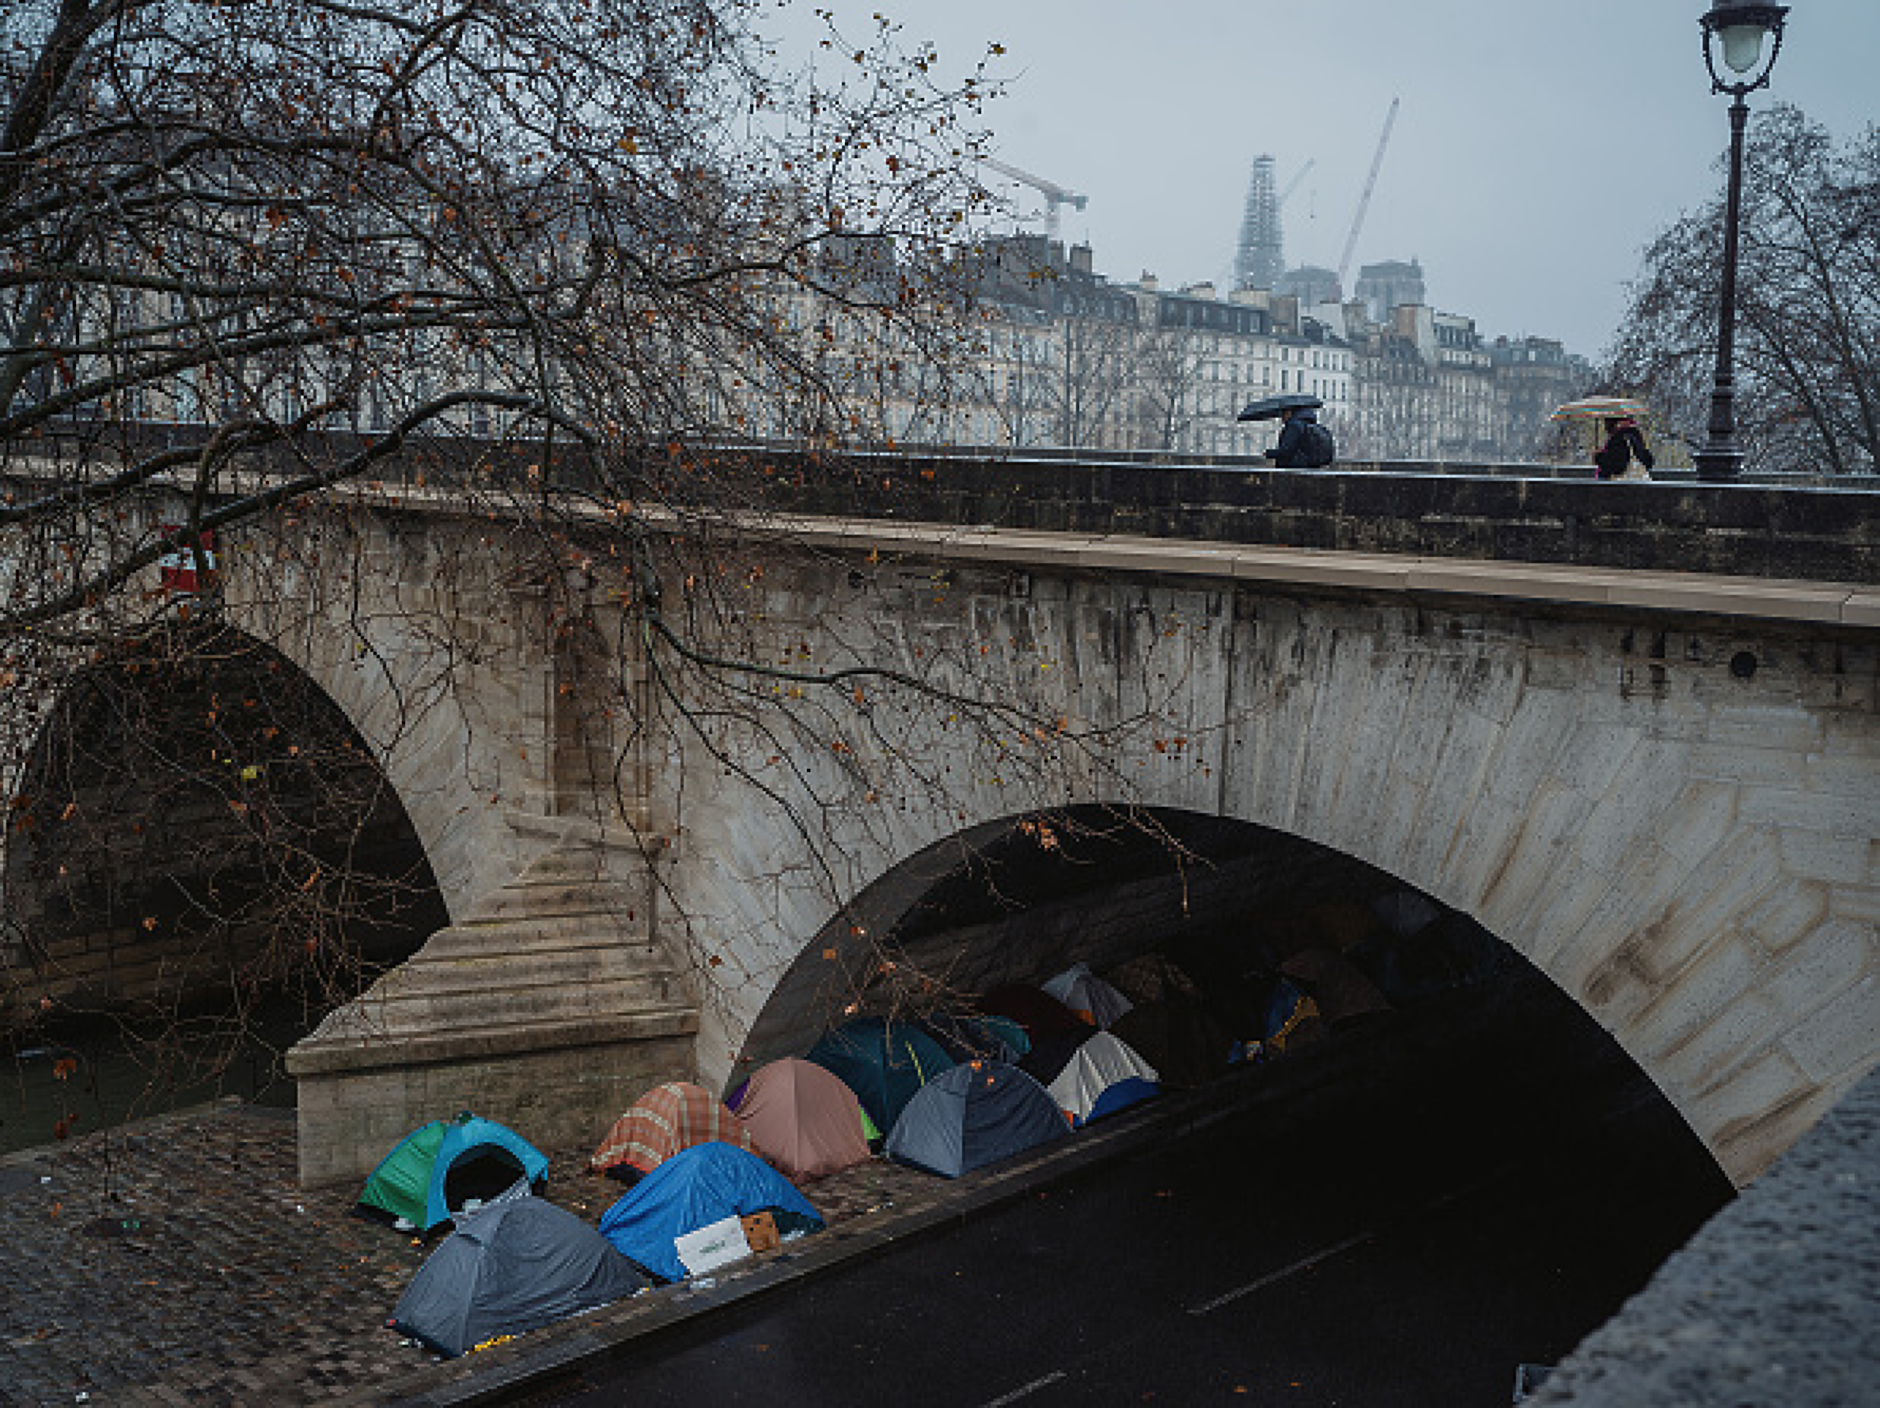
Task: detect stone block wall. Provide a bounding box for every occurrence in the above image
[665,538,1879,1187]
[293,1025,697,1187]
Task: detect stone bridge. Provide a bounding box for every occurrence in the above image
[7,455,1878,1191]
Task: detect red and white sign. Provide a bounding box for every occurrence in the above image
[157,525,217,593]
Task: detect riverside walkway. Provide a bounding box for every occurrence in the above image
[0,1023,1390,1407]
[1,1004,1873,1407]
[0,1103,917,1406]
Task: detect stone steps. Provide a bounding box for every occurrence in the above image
[287,838,700,1170]
[341,969,685,1021]
[327,954,685,1020]
[466,880,642,922]
[415,919,662,959]
[287,1005,699,1078]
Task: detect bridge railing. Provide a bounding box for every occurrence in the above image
[10,423,1878,586]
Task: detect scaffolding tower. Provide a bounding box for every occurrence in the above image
[1233,154,1282,292]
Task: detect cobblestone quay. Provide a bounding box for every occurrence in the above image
[0,1102,913,1406]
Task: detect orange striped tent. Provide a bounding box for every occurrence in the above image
[590,1081,757,1180]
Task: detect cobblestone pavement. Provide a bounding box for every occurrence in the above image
[0,1102,928,1407]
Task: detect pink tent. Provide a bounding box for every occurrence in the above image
[732,1058,872,1182]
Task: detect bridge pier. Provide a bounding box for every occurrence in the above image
[285,814,697,1186]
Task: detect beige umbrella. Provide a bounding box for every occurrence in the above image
[1550,396,1650,467]
[1550,395,1649,423]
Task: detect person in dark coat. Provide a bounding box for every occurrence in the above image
[1593,415,1654,480]
[1267,405,1320,468]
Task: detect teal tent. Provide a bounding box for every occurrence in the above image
[805,1018,955,1132]
[357,1112,548,1233]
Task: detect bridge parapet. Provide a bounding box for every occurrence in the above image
[739,453,1880,585]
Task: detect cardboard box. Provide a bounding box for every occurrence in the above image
[741,1210,780,1253]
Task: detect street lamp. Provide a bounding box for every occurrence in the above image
[1694,2,1788,482]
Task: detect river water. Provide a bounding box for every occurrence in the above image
[0,997,308,1157]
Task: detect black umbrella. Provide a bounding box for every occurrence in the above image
[1236,393,1323,422]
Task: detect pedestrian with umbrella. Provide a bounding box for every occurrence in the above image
[1238,393,1334,468]
[1594,414,1654,480]
[1551,396,1655,480]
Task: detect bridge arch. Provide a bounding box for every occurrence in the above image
[731,803,1522,1071]
[2,621,448,1035]
[677,558,1879,1187]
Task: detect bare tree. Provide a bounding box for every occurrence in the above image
[4,0,1120,1125]
[1604,104,1878,476]
[1134,326,1208,454]
[1051,312,1134,450]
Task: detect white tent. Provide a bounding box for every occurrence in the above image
[1041,962,1133,1029]
[1045,1032,1160,1128]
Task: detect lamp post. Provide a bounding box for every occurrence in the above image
[1694,2,1788,482]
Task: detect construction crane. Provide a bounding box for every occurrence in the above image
[1336,97,1400,290]
[1278,158,1315,209]
[982,157,1088,243]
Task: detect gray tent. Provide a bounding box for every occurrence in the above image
[390,1186,648,1356]
[886,1061,1070,1178]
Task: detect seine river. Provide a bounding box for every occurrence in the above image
[0,998,306,1157]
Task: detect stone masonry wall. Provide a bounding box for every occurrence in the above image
[666,542,1879,1186]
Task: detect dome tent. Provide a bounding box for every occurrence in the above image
[1104,953,1203,1008]
[1041,963,1133,1029]
[886,1061,1070,1179]
[357,1112,548,1234]
[390,1185,648,1357]
[591,1081,757,1181]
[804,1017,954,1132]
[920,1011,1031,1064]
[1044,1031,1160,1129]
[598,1142,823,1283]
[731,1058,874,1182]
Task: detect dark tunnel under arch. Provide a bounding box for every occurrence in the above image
[731,803,1728,1184]
[2,620,449,1056]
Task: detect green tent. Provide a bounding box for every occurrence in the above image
[357,1112,549,1233]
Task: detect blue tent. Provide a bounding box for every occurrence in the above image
[598,1142,823,1283]
[805,1017,955,1131]
[886,1061,1070,1179]
[390,1187,647,1356]
[357,1112,549,1234]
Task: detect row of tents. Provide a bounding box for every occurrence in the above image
[367,1113,829,1356]
[365,886,1494,1355]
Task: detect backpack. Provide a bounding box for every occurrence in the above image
[1302,421,1335,467]
[1594,436,1629,478]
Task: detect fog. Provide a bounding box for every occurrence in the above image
[772,0,1878,362]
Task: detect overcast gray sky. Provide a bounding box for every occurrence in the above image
[773,0,1877,361]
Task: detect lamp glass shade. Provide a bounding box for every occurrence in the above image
[1718,22,1769,73]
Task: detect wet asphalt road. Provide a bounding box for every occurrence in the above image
[539,1011,1734,1408]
